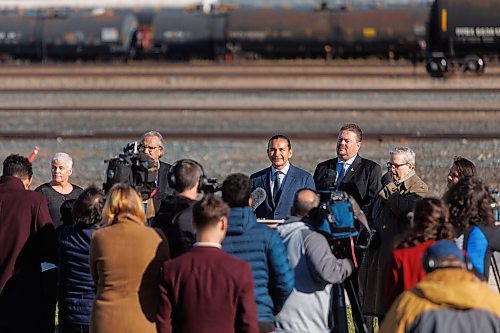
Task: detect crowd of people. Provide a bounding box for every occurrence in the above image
[0,124,499,333]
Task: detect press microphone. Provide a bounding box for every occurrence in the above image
[325,169,337,190]
[251,187,267,210]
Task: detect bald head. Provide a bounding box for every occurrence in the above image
[291,188,319,218]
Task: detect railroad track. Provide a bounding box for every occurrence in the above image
[0,130,497,140]
[1,63,500,77]
[0,106,499,112]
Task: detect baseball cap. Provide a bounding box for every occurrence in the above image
[425,240,465,262]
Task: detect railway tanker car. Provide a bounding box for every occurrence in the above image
[427,0,500,76]
[151,9,226,59]
[225,7,338,59]
[0,10,137,60]
[337,4,428,60]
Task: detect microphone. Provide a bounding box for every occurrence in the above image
[325,169,337,190]
[251,187,267,210]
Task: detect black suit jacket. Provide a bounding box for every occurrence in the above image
[154,161,173,213]
[313,155,382,220]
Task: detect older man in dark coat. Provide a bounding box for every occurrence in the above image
[359,147,428,322]
[0,154,55,333]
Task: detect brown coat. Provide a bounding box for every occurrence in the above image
[89,213,170,333]
[359,172,428,316]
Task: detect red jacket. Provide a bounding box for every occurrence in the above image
[384,239,435,311]
[157,246,258,333]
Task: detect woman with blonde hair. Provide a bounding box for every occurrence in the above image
[89,184,169,333]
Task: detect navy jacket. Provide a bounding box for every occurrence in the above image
[222,207,294,323]
[58,224,98,326]
[251,164,315,220]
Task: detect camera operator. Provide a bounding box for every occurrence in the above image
[275,188,354,333]
[152,159,203,258]
[140,131,173,213]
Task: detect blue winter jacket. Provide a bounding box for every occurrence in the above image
[57,224,98,326]
[222,207,294,322]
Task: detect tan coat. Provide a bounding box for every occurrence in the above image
[359,172,428,316]
[89,213,170,333]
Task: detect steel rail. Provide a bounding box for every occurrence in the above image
[0,106,498,112]
[0,131,497,140]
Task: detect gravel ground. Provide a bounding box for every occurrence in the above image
[1,137,498,197]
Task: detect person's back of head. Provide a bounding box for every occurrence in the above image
[169,159,203,193]
[291,188,319,219]
[192,194,230,235]
[453,156,477,178]
[72,185,105,227]
[2,154,33,180]
[443,176,495,234]
[103,183,146,225]
[422,240,469,273]
[222,173,251,208]
[399,197,453,248]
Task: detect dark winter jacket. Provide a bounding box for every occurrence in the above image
[222,207,294,323]
[57,224,99,327]
[152,195,196,258]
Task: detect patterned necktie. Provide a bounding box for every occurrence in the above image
[273,171,282,204]
[336,163,346,189]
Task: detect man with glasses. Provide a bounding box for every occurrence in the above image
[140,131,173,212]
[359,146,428,326]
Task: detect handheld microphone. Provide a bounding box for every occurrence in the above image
[28,146,40,163]
[251,187,267,210]
[325,169,337,189]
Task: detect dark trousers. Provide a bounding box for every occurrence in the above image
[59,321,90,333]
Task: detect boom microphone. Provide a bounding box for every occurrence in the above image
[251,187,267,210]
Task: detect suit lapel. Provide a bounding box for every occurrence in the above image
[261,167,274,207]
[340,155,361,185]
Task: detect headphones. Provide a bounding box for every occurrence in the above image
[422,252,474,273]
[167,159,207,192]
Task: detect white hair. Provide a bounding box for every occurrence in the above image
[390,146,416,165]
[52,152,73,170]
[141,130,164,150]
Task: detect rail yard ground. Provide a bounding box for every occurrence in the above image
[0,61,498,196]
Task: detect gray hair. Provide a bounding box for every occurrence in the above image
[141,130,164,150]
[390,146,416,165]
[52,152,73,170]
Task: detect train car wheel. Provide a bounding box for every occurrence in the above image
[426,57,447,78]
[463,55,485,74]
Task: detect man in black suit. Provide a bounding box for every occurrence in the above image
[251,134,315,220]
[140,131,173,213]
[313,124,381,220]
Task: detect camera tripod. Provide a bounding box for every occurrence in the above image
[325,236,368,333]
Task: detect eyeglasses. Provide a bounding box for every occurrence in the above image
[141,145,160,152]
[387,162,409,169]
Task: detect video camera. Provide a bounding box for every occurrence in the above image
[103,142,157,201]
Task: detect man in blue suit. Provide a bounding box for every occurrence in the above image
[251,134,315,220]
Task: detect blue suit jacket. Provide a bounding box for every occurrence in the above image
[251,164,315,220]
